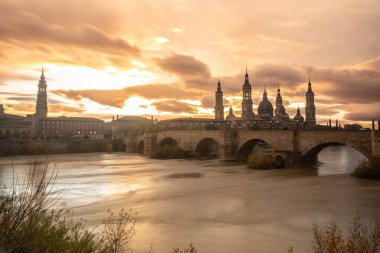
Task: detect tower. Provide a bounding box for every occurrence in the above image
[241,68,254,119]
[305,77,316,128]
[274,84,289,120]
[214,79,225,120]
[36,67,48,118]
[275,84,283,117]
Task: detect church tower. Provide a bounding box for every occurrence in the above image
[36,67,48,118]
[214,79,224,120]
[305,77,316,128]
[275,84,283,117]
[241,68,254,119]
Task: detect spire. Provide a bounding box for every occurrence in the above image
[308,76,312,91]
[244,67,249,85]
[277,83,280,93]
[297,105,300,114]
[41,66,45,79]
[263,86,267,99]
[216,78,222,93]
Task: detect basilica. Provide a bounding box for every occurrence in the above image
[214,70,316,130]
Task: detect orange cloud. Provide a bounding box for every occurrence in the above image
[53,84,205,108]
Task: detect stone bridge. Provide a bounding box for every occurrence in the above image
[125,130,380,165]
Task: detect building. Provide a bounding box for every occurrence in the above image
[214,70,317,130]
[214,80,224,120]
[0,68,105,140]
[0,104,31,139]
[106,115,154,138]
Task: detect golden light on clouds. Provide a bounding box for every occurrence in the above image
[0,0,379,125]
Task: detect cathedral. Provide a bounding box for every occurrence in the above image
[215,70,316,130]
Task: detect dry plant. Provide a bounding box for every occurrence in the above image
[312,213,380,253]
[0,157,60,247]
[172,243,197,253]
[101,208,137,253]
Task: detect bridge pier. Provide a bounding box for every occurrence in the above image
[219,130,238,161]
[143,133,157,156]
[125,136,137,153]
[372,130,380,158]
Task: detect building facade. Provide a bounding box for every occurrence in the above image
[214,70,317,130]
[0,69,105,139]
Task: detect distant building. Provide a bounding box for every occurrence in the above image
[107,115,154,138]
[213,70,316,130]
[0,104,31,139]
[0,68,105,140]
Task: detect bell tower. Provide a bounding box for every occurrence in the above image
[36,67,48,118]
[305,77,316,128]
[215,79,225,120]
[241,68,254,119]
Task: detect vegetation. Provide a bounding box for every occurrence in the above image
[0,159,137,253]
[150,145,187,159]
[311,213,380,253]
[247,154,284,169]
[172,244,197,253]
[352,156,380,180]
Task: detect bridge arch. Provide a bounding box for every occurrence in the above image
[301,142,368,164]
[194,138,220,158]
[159,137,178,148]
[238,139,273,161]
[137,140,144,154]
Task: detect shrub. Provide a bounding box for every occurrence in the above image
[248,154,278,169]
[0,159,137,253]
[151,145,187,159]
[172,243,197,253]
[311,213,380,253]
[352,156,380,180]
[107,143,113,153]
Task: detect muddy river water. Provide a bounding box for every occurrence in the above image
[1,146,379,252]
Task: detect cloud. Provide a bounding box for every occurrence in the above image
[155,53,211,78]
[0,71,36,85]
[344,112,380,121]
[49,104,84,113]
[53,84,204,108]
[0,0,139,69]
[151,100,198,113]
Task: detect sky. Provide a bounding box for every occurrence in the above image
[0,0,379,126]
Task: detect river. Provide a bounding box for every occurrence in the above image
[0,146,380,252]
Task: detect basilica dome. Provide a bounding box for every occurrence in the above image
[258,88,273,119]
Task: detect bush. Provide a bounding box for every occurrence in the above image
[151,145,187,159]
[311,213,380,253]
[351,156,380,180]
[172,243,197,253]
[248,154,281,169]
[107,143,113,153]
[0,159,137,253]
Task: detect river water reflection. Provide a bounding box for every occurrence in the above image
[0,146,379,252]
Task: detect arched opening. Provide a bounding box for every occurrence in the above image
[137,140,144,154]
[194,138,220,159]
[159,137,178,148]
[238,139,272,161]
[301,143,367,174]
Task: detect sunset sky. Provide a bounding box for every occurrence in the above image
[0,0,379,125]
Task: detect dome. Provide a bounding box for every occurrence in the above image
[258,100,273,116]
[258,91,274,120]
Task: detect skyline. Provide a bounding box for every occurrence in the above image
[0,0,379,126]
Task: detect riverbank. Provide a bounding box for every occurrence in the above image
[0,151,379,252]
[0,139,126,156]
